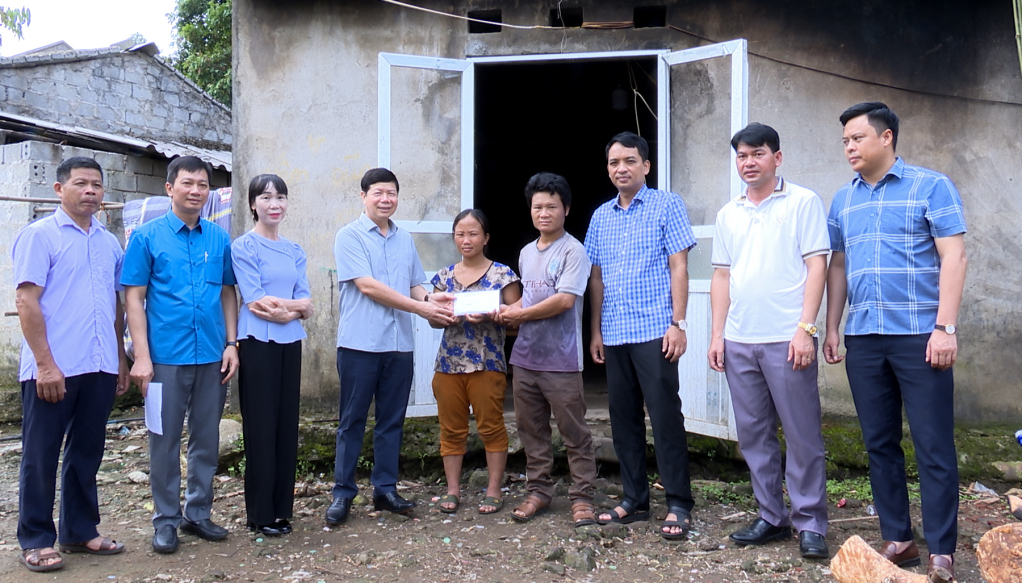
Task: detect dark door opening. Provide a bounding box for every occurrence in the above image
[473,57,659,398]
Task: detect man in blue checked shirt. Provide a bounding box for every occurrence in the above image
[824,102,966,583]
[584,132,697,540]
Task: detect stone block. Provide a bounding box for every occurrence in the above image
[25,142,62,164]
[2,73,27,90]
[108,80,132,98]
[137,174,166,196]
[163,91,180,107]
[96,105,119,123]
[190,111,204,124]
[109,171,137,192]
[28,181,58,200]
[94,151,127,173]
[173,108,189,122]
[123,69,145,86]
[23,90,49,110]
[124,111,147,127]
[132,85,153,101]
[125,157,154,176]
[148,116,167,132]
[29,77,56,95]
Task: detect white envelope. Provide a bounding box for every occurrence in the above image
[453,289,500,316]
[145,382,163,435]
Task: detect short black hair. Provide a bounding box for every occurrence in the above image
[523,172,572,209]
[606,131,649,162]
[167,155,213,185]
[453,208,490,236]
[360,168,400,193]
[840,101,899,151]
[731,123,781,153]
[248,173,289,222]
[56,156,103,184]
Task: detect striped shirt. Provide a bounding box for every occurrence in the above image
[828,158,967,336]
[584,185,697,346]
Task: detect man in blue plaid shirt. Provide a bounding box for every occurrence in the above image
[584,132,697,540]
[824,102,966,582]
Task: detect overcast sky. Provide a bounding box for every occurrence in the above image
[1,0,178,58]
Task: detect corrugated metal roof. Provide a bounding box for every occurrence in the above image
[0,110,232,172]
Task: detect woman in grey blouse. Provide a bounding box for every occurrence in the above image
[232,174,312,536]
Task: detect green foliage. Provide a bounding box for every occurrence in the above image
[0,5,30,46]
[826,477,873,502]
[693,481,755,506]
[170,0,231,106]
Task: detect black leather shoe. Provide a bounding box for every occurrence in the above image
[799,531,829,558]
[180,518,228,541]
[373,491,415,514]
[152,524,179,554]
[729,518,793,546]
[325,497,353,525]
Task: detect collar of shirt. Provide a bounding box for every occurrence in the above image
[613,184,650,211]
[850,157,905,189]
[357,212,397,238]
[736,177,788,207]
[53,206,105,235]
[165,210,204,234]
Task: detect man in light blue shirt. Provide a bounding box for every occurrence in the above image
[327,168,454,525]
[824,102,966,581]
[122,156,239,554]
[14,157,128,573]
[585,132,697,540]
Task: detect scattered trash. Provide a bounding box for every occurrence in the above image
[969,482,998,496]
[837,498,847,508]
[1015,429,1022,447]
[866,505,876,516]
[118,426,130,436]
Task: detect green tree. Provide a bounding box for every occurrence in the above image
[171,0,231,106]
[0,6,30,47]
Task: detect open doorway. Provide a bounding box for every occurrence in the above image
[473,56,659,399]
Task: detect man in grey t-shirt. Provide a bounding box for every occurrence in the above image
[500,172,597,528]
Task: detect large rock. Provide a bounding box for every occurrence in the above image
[217,418,244,471]
[977,523,1022,583]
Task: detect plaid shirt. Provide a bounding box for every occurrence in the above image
[828,158,967,336]
[585,185,697,346]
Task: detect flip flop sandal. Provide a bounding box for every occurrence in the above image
[572,501,598,527]
[21,548,64,572]
[660,506,692,541]
[437,494,460,514]
[59,536,125,555]
[478,496,503,514]
[597,498,650,525]
[510,494,549,522]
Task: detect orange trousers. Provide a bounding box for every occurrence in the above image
[431,370,509,457]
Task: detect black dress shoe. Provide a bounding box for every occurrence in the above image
[152,524,179,554]
[729,518,793,546]
[325,497,353,525]
[373,491,415,514]
[799,531,829,558]
[273,519,293,534]
[180,518,228,541]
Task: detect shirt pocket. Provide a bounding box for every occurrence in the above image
[205,253,224,284]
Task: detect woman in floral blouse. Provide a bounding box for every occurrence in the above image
[431,209,521,514]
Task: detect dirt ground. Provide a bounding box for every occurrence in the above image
[0,418,1017,583]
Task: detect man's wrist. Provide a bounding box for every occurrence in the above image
[225,340,238,348]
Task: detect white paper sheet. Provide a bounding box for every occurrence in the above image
[453,289,500,316]
[145,382,163,435]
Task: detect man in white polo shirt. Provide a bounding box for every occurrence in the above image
[707,123,830,559]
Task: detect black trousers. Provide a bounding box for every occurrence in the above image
[238,338,302,525]
[605,338,694,511]
[19,372,117,550]
[845,334,958,554]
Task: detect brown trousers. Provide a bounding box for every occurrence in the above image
[432,370,509,456]
[511,366,596,504]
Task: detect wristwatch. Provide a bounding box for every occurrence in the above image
[935,324,957,334]
[225,340,238,348]
[797,321,818,335]
[673,320,688,331]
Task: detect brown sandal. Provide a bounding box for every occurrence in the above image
[572,501,597,527]
[511,494,549,522]
[21,548,64,572]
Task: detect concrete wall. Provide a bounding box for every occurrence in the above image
[234,0,1022,421]
[0,50,232,149]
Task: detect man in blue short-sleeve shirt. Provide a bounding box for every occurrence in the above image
[13,157,129,572]
[325,168,455,526]
[824,102,966,581]
[584,132,697,540]
[122,156,239,555]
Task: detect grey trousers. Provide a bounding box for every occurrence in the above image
[149,362,227,529]
[723,340,828,535]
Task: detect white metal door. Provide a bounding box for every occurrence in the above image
[378,52,474,416]
[658,40,749,441]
